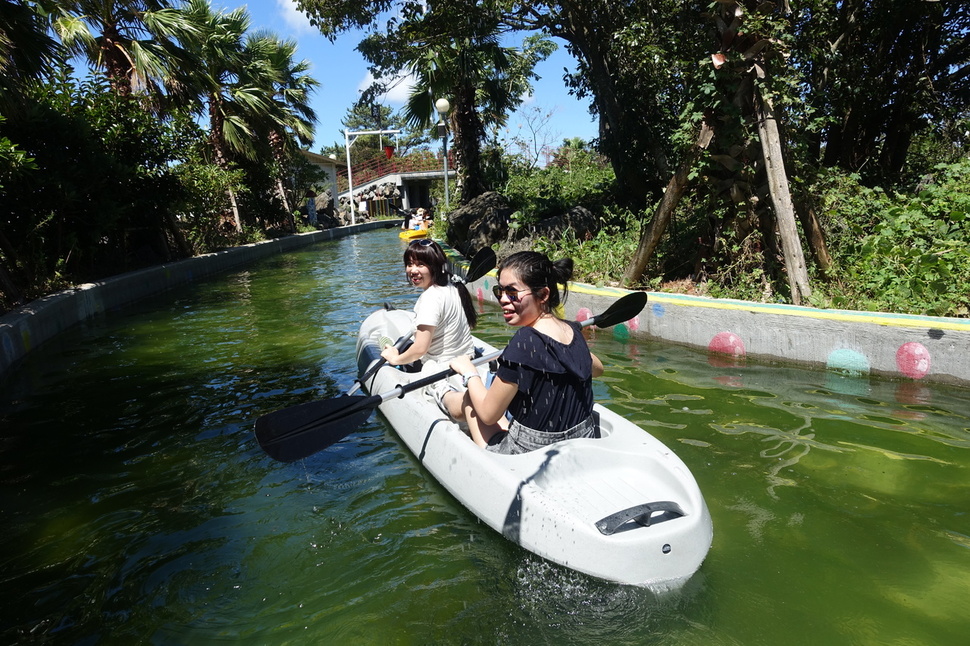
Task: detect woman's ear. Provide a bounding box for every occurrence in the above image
[536,286,551,307]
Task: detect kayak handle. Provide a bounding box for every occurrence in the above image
[595,501,686,536]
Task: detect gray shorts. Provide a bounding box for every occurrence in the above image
[485,414,598,455]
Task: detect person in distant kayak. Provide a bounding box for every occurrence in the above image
[416,207,431,230]
[449,251,604,453]
[381,238,477,418]
[400,208,416,230]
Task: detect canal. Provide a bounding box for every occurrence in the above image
[1,228,968,644]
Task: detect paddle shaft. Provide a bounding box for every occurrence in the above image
[375,350,500,404]
[359,291,644,405]
[348,331,412,396]
[255,291,647,461]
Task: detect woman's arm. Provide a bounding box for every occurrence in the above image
[591,352,604,378]
[382,325,433,365]
[450,356,518,426]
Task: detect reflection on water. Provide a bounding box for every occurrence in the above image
[1,228,969,645]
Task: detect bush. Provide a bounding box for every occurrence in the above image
[815,163,970,316]
[533,206,642,288]
[502,146,615,223]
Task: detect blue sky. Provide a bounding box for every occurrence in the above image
[240,0,600,153]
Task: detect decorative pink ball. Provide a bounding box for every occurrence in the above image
[709,331,745,357]
[896,342,931,379]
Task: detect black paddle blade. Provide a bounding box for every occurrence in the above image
[255,395,380,462]
[465,247,497,283]
[591,292,648,329]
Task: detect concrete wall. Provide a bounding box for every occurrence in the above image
[5,227,969,389]
[0,221,392,377]
[465,275,970,389]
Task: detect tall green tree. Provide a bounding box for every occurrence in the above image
[172,0,276,231]
[496,0,707,209]
[51,0,195,98]
[259,34,319,220]
[0,0,64,114]
[299,0,553,206]
[795,0,970,184]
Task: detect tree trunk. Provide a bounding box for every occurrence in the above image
[755,92,812,304]
[276,177,293,231]
[163,212,194,258]
[551,3,656,208]
[269,131,294,230]
[227,188,243,233]
[451,82,485,205]
[209,96,243,233]
[624,120,714,286]
[794,200,833,275]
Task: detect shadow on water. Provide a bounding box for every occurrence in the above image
[1,228,969,644]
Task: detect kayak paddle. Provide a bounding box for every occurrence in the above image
[346,246,496,396]
[255,291,648,462]
[456,245,496,285]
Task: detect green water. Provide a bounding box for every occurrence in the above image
[1,229,968,645]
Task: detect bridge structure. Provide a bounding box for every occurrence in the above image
[336,153,456,218]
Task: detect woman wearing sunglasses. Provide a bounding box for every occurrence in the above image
[449,251,604,454]
[381,238,478,418]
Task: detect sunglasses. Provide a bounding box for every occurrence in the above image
[492,284,532,303]
[410,238,435,247]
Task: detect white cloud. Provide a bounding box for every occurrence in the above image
[276,0,315,34]
[357,71,417,106]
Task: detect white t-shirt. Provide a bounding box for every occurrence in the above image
[413,284,474,362]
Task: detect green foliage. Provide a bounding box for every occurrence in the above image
[900,116,970,186]
[0,71,253,312]
[1,73,178,299]
[815,164,970,316]
[0,117,37,190]
[502,144,615,222]
[533,206,641,288]
[169,143,247,253]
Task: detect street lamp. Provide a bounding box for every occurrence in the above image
[435,98,451,211]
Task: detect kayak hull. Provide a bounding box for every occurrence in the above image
[399,227,431,239]
[356,308,713,589]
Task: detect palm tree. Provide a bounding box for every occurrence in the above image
[172,0,276,232]
[51,0,195,98]
[256,33,319,226]
[397,31,551,205]
[0,0,64,114]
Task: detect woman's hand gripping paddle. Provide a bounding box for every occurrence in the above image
[255,291,647,462]
[346,247,496,396]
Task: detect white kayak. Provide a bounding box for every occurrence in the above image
[355,307,713,590]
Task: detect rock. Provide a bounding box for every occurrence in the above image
[445,193,601,258]
[445,192,514,256]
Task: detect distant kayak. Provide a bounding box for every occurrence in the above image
[399,226,432,240]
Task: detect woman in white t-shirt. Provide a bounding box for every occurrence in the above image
[380,239,477,417]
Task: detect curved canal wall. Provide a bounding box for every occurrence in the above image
[0,221,391,377]
[4,225,969,389]
[465,276,970,389]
